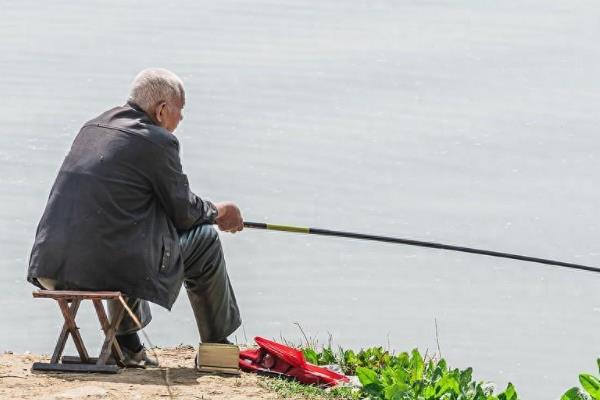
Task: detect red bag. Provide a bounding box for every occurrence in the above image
[239,336,349,387]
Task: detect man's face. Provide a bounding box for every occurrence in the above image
[156,97,184,133]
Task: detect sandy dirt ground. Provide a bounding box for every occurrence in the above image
[0,346,283,400]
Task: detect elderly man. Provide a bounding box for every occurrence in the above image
[27,68,243,366]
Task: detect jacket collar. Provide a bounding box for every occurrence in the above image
[126,100,158,126]
[126,100,145,113]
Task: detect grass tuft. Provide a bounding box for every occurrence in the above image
[258,376,356,399]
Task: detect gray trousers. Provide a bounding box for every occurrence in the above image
[108,224,241,343]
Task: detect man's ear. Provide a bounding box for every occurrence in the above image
[154,102,167,124]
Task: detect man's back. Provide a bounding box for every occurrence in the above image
[28,102,214,309]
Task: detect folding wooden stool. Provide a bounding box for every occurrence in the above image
[32,290,128,373]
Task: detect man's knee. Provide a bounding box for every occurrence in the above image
[200,224,219,243]
[182,224,226,280]
[181,224,220,251]
[197,224,223,258]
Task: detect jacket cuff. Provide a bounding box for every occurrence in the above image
[203,200,219,224]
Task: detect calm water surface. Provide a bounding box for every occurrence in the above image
[1,1,600,398]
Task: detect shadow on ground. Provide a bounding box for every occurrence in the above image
[32,366,240,386]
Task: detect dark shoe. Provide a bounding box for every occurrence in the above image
[112,347,159,368]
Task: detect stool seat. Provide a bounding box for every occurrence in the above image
[33,290,122,300]
[32,289,128,374]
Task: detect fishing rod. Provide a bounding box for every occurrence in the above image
[243,221,600,274]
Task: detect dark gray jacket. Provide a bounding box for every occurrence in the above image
[27,102,218,309]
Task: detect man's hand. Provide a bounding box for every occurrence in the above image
[214,201,244,233]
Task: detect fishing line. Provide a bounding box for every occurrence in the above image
[243,221,599,274]
[117,296,174,399]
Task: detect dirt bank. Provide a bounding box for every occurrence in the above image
[0,345,283,400]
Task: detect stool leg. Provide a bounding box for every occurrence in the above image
[92,299,125,366]
[50,299,81,363]
[97,301,125,365]
[57,298,90,363]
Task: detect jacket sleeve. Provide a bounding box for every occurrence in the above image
[150,140,218,230]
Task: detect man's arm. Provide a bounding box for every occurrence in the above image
[151,141,218,230]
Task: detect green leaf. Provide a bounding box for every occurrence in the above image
[431,359,447,383]
[358,366,384,398]
[396,352,410,368]
[459,367,473,388]
[393,365,410,384]
[498,382,518,400]
[580,374,600,399]
[342,349,359,375]
[422,384,436,398]
[562,387,591,400]
[383,382,411,400]
[597,359,600,375]
[381,367,396,386]
[410,349,425,383]
[302,348,318,365]
[439,359,447,369]
[435,373,460,396]
[321,347,336,364]
[357,366,379,387]
[412,380,425,396]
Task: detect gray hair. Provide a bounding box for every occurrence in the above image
[128,68,185,113]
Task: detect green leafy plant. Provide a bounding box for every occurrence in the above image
[562,359,600,400]
[300,344,518,400]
